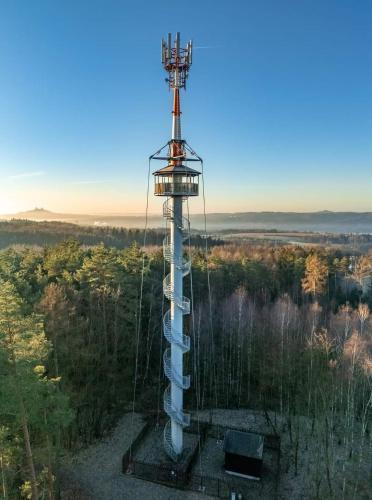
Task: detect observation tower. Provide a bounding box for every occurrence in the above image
[151,32,202,461]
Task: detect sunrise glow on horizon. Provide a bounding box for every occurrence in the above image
[1,1,372,216]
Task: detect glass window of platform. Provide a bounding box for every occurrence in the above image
[154,173,199,196]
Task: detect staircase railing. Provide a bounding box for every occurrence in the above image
[162,198,191,461]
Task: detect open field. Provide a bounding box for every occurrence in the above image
[214,230,372,251]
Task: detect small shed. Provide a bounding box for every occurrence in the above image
[223,430,264,480]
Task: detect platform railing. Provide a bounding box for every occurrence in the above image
[155,182,198,196]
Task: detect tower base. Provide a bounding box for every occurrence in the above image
[122,412,280,499]
[129,422,202,487]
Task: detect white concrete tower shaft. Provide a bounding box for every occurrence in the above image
[170,74,184,454]
[170,195,183,453]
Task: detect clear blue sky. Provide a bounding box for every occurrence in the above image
[1,0,372,214]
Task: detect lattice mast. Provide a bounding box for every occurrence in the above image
[152,32,201,461]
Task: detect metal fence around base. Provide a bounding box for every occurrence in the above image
[188,473,232,498]
[129,458,273,499]
[132,460,187,488]
[124,418,280,498]
[131,460,235,498]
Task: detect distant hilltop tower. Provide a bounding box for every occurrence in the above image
[151,32,202,461]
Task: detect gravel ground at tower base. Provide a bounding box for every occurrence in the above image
[60,408,371,499]
[59,412,211,500]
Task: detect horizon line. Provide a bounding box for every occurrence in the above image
[2,207,372,217]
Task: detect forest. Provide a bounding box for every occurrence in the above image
[0,237,371,498]
[0,220,223,250]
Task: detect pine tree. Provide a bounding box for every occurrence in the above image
[0,280,72,499]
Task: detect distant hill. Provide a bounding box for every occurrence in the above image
[9,208,61,218]
[2,207,101,222]
[2,208,372,233]
[0,208,164,228]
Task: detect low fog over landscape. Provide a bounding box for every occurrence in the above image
[3,207,372,232]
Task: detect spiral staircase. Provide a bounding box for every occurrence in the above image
[162,198,191,461]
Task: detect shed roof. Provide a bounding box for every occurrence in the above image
[223,430,264,460]
[153,164,200,176]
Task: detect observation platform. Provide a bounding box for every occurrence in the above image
[153,164,200,197]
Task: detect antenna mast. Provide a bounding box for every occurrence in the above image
[151,32,201,461]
